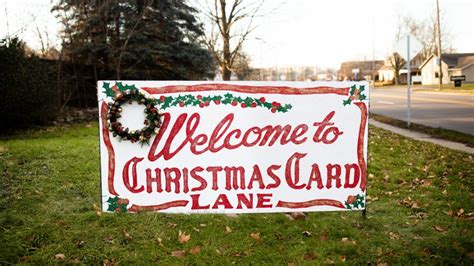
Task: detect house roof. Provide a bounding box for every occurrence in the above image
[338,60,385,76]
[419,53,474,70]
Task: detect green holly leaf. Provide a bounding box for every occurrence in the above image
[343,99,352,106]
[102,82,116,98]
[359,85,365,92]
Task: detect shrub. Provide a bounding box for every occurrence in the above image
[0,38,58,129]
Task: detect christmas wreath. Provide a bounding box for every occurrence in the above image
[107,87,161,144]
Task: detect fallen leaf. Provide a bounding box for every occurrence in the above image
[215,249,222,255]
[199,223,207,227]
[447,210,454,217]
[178,230,191,244]
[103,236,114,244]
[289,212,306,220]
[69,258,81,264]
[171,250,186,258]
[341,237,356,244]
[156,237,164,247]
[466,251,474,259]
[339,255,346,262]
[123,230,132,241]
[225,226,232,234]
[457,208,465,217]
[303,252,317,260]
[250,232,261,241]
[318,231,329,241]
[75,240,85,248]
[189,246,201,255]
[85,124,92,128]
[377,263,387,266]
[388,232,399,240]
[302,231,311,237]
[54,254,66,260]
[433,225,447,232]
[167,222,177,228]
[192,227,200,232]
[103,258,117,266]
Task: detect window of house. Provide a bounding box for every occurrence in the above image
[435,72,439,78]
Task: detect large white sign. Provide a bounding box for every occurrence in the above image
[98,81,369,213]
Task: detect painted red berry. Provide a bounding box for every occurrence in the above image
[259,97,265,103]
[214,100,221,105]
[251,102,257,108]
[124,199,129,205]
[197,95,202,100]
[179,102,185,107]
[199,103,205,108]
[205,101,210,106]
[271,108,277,113]
[346,195,357,204]
[231,101,238,106]
[159,95,166,102]
[241,102,247,108]
[272,101,281,107]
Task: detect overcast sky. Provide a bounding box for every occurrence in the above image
[1,0,473,68]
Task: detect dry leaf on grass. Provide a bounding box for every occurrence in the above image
[54,254,66,260]
[189,246,201,255]
[303,252,317,260]
[339,255,346,262]
[178,230,191,244]
[171,250,186,258]
[433,225,447,232]
[225,226,232,233]
[250,232,261,241]
[156,237,164,247]
[341,237,356,244]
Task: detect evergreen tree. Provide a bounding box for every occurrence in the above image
[54,0,214,80]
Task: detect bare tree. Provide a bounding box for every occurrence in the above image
[203,0,264,80]
[387,52,406,85]
[399,12,454,61]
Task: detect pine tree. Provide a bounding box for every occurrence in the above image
[54,0,214,80]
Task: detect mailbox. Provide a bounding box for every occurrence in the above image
[450,75,466,87]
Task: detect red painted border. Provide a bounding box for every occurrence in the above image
[354,102,368,192]
[101,102,118,195]
[141,84,349,95]
[276,199,346,209]
[128,200,189,212]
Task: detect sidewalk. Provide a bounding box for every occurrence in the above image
[369,119,474,154]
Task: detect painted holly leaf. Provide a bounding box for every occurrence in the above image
[344,194,365,210]
[343,84,367,106]
[103,82,116,98]
[106,196,129,213]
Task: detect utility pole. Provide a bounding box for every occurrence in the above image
[436,0,443,89]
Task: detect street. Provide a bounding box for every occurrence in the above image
[370,86,474,135]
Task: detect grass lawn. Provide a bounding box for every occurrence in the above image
[0,123,473,264]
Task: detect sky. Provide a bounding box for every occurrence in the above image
[0,0,473,69]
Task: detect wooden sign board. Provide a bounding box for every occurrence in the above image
[98,81,369,213]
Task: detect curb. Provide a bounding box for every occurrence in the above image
[369,119,474,154]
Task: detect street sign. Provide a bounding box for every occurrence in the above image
[98,81,369,214]
[394,33,423,61]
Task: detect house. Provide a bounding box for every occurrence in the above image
[419,53,474,85]
[378,53,424,85]
[338,60,384,81]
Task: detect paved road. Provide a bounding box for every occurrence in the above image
[370,86,474,135]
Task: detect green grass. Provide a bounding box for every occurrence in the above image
[371,113,474,147]
[1,122,473,264]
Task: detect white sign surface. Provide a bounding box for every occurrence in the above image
[98,81,369,213]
